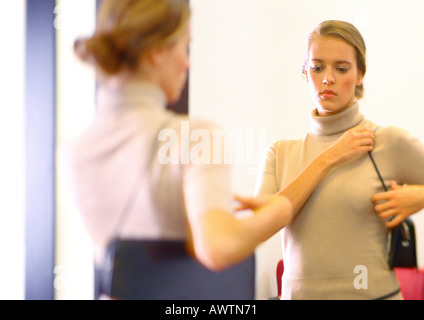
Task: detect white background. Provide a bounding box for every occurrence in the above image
[0,0,25,300]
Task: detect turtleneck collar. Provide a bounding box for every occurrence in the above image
[310,102,364,136]
[97,77,167,115]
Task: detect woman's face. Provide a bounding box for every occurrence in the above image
[305,36,364,116]
[156,24,191,104]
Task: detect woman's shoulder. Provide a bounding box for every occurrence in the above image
[166,114,225,133]
[259,135,306,161]
[372,124,424,158]
[269,134,306,149]
[374,124,416,143]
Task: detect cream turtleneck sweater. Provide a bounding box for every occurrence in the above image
[255,103,424,299]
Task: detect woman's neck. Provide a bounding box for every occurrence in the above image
[310,102,364,136]
[315,98,358,117]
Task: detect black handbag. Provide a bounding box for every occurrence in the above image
[369,152,417,269]
[387,217,417,268]
[101,239,255,300]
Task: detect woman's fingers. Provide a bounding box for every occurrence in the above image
[352,127,375,147]
[386,215,404,228]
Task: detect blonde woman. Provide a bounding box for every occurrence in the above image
[69,0,296,280]
[251,20,424,300]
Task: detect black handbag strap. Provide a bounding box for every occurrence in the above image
[368,150,411,241]
[368,151,388,192]
[112,116,174,238]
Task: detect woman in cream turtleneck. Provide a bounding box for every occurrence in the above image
[252,20,424,300]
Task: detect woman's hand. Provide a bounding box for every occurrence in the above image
[320,125,375,168]
[372,181,424,228]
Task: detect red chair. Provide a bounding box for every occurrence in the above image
[276,259,284,299]
[395,268,424,300]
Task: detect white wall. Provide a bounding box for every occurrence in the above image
[190,0,424,299]
[55,0,97,300]
[0,0,26,300]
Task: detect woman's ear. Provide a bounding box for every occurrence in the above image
[356,71,364,86]
[143,46,168,68]
[146,48,161,67]
[136,49,164,79]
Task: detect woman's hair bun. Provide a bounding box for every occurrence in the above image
[74,33,123,75]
